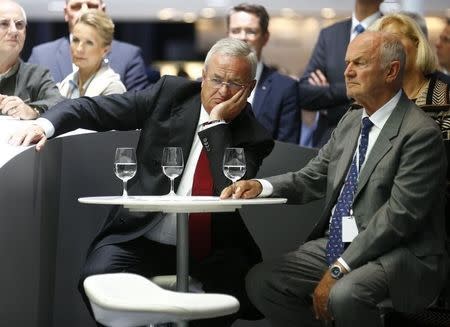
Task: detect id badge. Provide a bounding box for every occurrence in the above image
[342,215,358,242]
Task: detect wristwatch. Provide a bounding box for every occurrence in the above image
[330,264,345,280]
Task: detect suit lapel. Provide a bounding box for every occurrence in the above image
[170,94,201,189]
[56,37,73,81]
[333,116,360,190]
[354,93,409,199]
[252,65,271,116]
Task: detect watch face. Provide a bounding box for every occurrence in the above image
[330,265,343,279]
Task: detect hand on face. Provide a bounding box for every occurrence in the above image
[0,96,38,120]
[208,83,253,121]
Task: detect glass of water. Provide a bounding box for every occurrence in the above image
[223,147,246,188]
[162,147,184,196]
[114,147,137,197]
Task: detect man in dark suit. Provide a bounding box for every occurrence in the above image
[12,37,273,327]
[227,3,300,144]
[27,0,153,91]
[299,0,382,147]
[222,31,448,327]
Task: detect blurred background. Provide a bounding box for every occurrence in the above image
[18,0,450,79]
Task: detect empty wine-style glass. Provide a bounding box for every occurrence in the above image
[223,147,246,188]
[114,147,137,197]
[162,147,184,196]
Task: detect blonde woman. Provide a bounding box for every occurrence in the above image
[58,10,126,98]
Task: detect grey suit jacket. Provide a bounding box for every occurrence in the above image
[267,93,448,312]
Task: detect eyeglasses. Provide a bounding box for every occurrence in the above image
[229,27,260,38]
[205,77,247,92]
[0,18,26,31]
[69,1,101,11]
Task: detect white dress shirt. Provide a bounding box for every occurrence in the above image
[247,61,263,105]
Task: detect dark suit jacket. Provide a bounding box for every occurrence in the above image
[298,19,352,146]
[252,65,300,143]
[42,75,274,265]
[268,93,448,313]
[27,37,151,91]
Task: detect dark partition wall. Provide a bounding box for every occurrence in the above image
[0,133,322,327]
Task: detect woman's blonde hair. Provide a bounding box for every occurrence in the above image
[76,9,114,46]
[369,13,437,75]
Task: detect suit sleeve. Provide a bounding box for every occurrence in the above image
[198,111,274,195]
[298,29,348,110]
[41,77,167,135]
[122,47,150,91]
[28,67,64,111]
[342,126,447,269]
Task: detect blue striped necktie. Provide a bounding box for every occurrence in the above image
[325,117,374,265]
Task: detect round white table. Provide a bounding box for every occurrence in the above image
[78,195,287,294]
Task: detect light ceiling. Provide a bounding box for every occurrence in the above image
[17,0,450,21]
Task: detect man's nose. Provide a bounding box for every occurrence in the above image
[8,19,18,33]
[80,3,90,13]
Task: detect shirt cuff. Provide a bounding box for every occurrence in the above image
[199,120,226,131]
[35,117,55,138]
[337,257,351,272]
[256,179,273,197]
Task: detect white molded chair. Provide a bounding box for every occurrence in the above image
[83,273,240,327]
[151,275,204,293]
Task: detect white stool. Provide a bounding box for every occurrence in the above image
[151,275,204,293]
[83,273,240,327]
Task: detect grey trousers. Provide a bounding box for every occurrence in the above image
[246,238,389,327]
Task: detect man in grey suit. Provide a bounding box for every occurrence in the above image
[222,31,448,327]
[27,0,153,91]
[0,0,63,119]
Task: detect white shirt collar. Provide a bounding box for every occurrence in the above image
[248,61,263,105]
[351,11,382,35]
[362,90,402,129]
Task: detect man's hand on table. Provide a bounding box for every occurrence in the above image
[220,180,262,199]
[8,124,47,151]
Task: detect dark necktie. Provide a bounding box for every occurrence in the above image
[354,24,365,35]
[325,117,374,265]
[189,149,213,260]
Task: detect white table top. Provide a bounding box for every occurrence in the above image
[78,195,287,213]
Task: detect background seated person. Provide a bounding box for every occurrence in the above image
[369,14,450,130]
[0,0,63,120]
[28,0,153,91]
[58,10,126,98]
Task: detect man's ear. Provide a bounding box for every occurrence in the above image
[201,69,206,87]
[63,7,69,22]
[262,31,270,47]
[386,60,401,83]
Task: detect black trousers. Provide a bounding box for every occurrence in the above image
[79,236,262,327]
